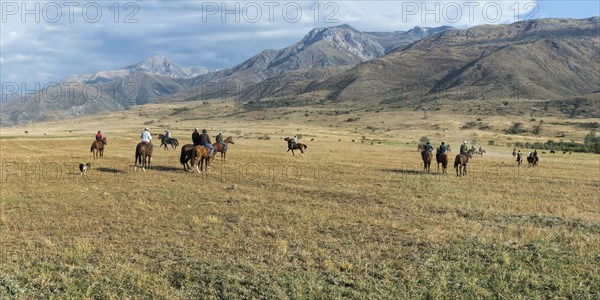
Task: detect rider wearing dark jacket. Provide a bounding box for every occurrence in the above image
[199,129,214,157]
[192,128,201,145]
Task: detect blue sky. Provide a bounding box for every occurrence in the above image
[1,0,598,89]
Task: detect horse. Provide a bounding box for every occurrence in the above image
[454,152,471,177]
[478,148,486,156]
[436,151,448,174]
[179,144,196,171]
[212,136,234,162]
[191,145,211,173]
[158,134,179,150]
[527,156,539,167]
[422,150,433,173]
[134,142,152,172]
[284,137,307,156]
[516,155,523,166]
[90,137,107,159]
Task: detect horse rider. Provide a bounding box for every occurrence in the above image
[460,141,468,154]
[421,141,433,160]
[439,142,447,155]
[165,129,171,140]
[96,130,103,142]
[200,129,215,157]
[216,131,226,152]
[517,150,522,161]
[192,128,201,146]
[141,127,153,148]
[291,135,298,147]
[533,149,538,158]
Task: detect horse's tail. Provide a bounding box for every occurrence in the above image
[303,144,307,149]
[454,155,460,169]
[135,144,141,164]
[90,143,94,152]
[180,147,187,165]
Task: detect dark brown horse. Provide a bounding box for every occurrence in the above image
[436,151,448,174]
[179,144,195,171]
[422,150,433,173]
[134,142,152,172]
[212,136,234,162]
[516,154,523,166]
[527,156,539,167]
[158,134,179,150]
[90,137,107,159]
[284,137,307,156]
[454,152,471,177]
[191,145,211,173]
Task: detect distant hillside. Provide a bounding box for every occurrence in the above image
[183,24,451,101]
[299,17,600,105]
[1,56,204,125]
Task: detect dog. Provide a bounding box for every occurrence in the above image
[79,162,91,175]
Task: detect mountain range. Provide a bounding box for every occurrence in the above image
[1,18,598,125]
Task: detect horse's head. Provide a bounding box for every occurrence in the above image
[102,137,107,145]
[225,136,234,144]
[284,137,290,141]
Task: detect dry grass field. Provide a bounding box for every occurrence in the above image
[0,100,599,298]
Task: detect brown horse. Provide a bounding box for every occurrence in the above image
[90,137,107,159]
[212,136,234,162]
[191,145,211,173]
[422,150,433,173]
[134,142,152,172]
[284,137,307,156]
[90,138,106,159]
[436,151,448,174]
[180,144,195,171]
[527,156,539,167]
[454,152,471,177]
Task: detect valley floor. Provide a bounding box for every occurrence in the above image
[0,102,598,298]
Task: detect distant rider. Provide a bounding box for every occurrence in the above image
[192,128,201,146]
[460,141,468,154]
[439,142,447,154]
[200,129,214,157]
[216,131,226,152]
[422,141,433,160]
[141,127,152,148]
[96,131,103,142]
[165,129,171,139]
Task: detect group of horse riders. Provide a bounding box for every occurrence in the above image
[420,140,472,161]
[95,127,228,159]
[192,128,227,158]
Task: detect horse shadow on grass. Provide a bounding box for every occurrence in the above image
[380,168,427,175]
[96,167,125,174]
[151,165,183,172]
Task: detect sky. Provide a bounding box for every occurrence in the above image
[1,0,599,90]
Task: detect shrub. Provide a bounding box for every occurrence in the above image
[488,140,495,146]
[419,136,430,144]
[506,122,525,134]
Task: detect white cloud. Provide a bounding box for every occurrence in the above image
[0,0,544,87]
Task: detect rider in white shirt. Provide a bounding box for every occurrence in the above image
[141,127,153,148]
